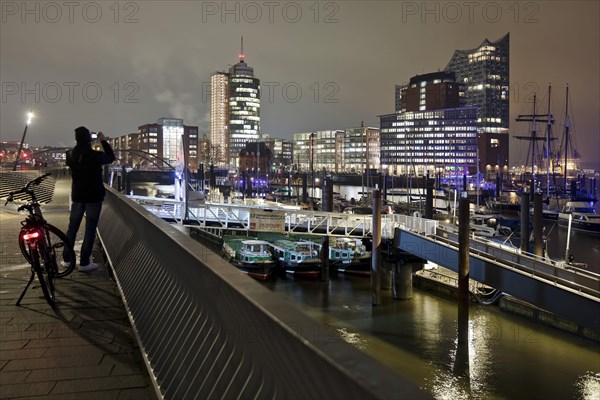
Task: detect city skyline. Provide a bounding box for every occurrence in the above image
[1,1,598,169]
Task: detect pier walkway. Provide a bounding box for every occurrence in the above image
[0,174,156,399]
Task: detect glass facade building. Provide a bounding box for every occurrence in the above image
[228,58,260,170]
[210,47,261,171]
[341,127,381,173]
[128,118,198,170]
[443,34,510,174]
[159,118,185,168]
[444,34,510,135]
[292,131,341,173]
[379,107,479,177]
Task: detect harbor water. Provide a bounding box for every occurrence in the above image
[264,275,600,400]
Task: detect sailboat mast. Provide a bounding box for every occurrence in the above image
[515,93,553,196]
[531,94,537,193]
[546,85,552,199]
[563,85,570,191]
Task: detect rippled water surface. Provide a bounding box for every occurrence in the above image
[264,276,600,399]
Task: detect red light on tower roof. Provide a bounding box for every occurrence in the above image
[239,36,245,61]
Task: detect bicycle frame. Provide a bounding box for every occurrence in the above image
[6,173,75,305]
[17,222,56,305]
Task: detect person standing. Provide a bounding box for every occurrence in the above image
[65,126,115,271]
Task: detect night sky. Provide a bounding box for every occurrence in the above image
[1,1,598,169]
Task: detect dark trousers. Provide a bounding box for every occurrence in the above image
[65,201,103,266]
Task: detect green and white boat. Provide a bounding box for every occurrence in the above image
[222,239,275,281]
[329,237,372,277]
[271,239,322,279]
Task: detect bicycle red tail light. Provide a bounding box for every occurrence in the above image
[22,231,41,241]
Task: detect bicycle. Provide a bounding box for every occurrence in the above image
[5,173,76,306]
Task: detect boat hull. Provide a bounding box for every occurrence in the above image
[332,258,371,277]
[280,260,322,279]
[558,218,600,234]
[231,260,275,280]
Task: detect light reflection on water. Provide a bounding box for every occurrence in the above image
[264,275,600,399]
[575,371,600,400]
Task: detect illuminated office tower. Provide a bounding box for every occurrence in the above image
[227,39,260,169]
[380,107,479,177]
[210,38,261,170]
[210,72,230,166]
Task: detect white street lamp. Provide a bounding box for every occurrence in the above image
[13,111,34,171]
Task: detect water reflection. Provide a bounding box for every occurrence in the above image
[265,275,600,399]
[575,371,600,400]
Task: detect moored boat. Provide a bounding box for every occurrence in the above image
[558,201,600,234]
[222,239,276,280]
[329,237,371,276]
[270,239,322,279]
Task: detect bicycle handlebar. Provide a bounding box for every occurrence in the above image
[4,173,52,206]
[27,173,51,189]
[17,204,34,213]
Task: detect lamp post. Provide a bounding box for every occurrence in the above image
[13,111,34,171]
[310,132,316,199]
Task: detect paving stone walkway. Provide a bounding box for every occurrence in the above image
[0,172,156,399]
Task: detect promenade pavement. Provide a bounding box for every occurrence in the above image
[0,172,156,399]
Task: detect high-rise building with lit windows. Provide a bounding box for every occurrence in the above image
[210,72,229,166]
[210,38,261,171]
[444,33,510,173]
[228,56,260,169]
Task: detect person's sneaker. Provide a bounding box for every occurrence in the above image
[60,261,71,268]
[78,263,98,272]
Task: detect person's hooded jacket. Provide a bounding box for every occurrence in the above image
[66,137,115,203]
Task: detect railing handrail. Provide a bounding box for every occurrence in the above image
[128,195,439,238]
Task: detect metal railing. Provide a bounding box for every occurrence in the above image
[434,228,600,298]
[127,195,439,239]
[98,187,430,400]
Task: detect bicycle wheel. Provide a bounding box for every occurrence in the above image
[20,224,76,278]
[32,248,56,306]
[45,224,75,278]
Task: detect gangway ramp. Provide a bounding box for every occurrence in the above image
[395,227,600,333]
[129,196,437,238]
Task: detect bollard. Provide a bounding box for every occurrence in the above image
[321,176,333,282]
[533,192,543,257]
[302,174,308,204]
[392,262,413,299]
[372,189,382,305]
[458,196,470,348]
[425,173,433,219]
[520,191,530,252]
[381,260,392,290]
